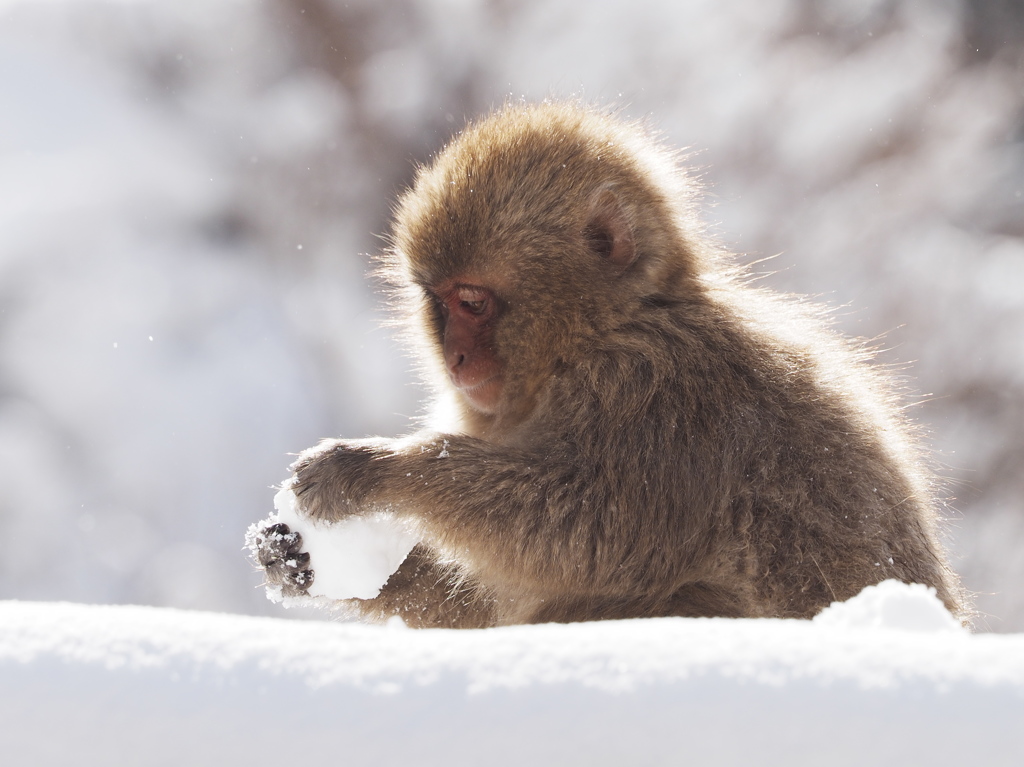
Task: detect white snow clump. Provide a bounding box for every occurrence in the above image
[255,484,419,602]
[813,579,965,633]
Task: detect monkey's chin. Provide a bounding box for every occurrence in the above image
[456,376,503,414]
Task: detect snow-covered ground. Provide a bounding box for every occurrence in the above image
[2,582,1021,766]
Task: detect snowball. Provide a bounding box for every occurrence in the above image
[258,485,419,602]
[813,579,964,633]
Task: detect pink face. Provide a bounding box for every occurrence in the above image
[435,283,504,413]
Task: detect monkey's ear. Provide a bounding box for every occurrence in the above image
[583,189,637,270]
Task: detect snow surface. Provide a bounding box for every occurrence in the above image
[1,582,1022,766]
[813,579,964,633]
[252,485,418,601]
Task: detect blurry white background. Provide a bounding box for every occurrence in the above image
[1,0,1021,629]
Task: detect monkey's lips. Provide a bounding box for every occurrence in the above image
[452,373,503,413]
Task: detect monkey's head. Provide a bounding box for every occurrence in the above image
[384,102,710,427]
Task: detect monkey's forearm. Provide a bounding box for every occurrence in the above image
[293,435,624,593]
[346,544,496,628]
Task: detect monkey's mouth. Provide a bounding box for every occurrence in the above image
[454,374,503,413]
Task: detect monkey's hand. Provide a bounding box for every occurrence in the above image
[290,438,391,522]
[250,522,314,598]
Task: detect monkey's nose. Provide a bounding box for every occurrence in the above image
[447,351,466,372]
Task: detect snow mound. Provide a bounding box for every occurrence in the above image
[813,579,965,633]
[2,588,1024,766]
[247,484,418,602]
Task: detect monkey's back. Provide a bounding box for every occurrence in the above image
[542,280,965,624]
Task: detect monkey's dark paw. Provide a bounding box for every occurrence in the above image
[251,522,315,597]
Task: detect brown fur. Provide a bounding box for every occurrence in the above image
[268,102,966,627]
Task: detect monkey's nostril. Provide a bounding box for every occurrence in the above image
[447,352,465,371]
[445,357,462,381]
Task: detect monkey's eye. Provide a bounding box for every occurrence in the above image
[460,299,487,314]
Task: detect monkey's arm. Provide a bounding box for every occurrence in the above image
[290,434,665,597]
[353,544,496,628]
[250,515,496,627]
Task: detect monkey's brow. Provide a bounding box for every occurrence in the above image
[410,270,442,292]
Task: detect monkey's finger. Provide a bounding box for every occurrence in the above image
[256,524,303,565]
[281,568,315,597]
[262,548,311,576]
[282,530,305,557]
[263,552,306,581]
[263,522,294,540]
[257,547,280,569]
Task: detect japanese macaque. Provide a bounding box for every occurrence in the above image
[254,101,966,628]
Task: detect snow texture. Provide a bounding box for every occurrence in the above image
[813,579,964,633]
[254,485,418,602]
[1,582,1021,767]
